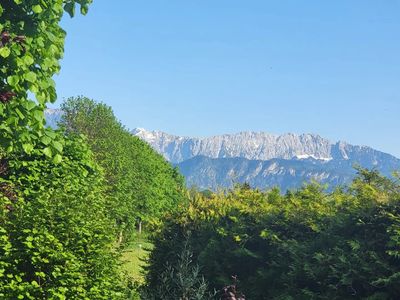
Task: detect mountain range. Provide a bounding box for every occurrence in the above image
[44,108,62,129]
[132,128,400,191]
[44,110,400,191]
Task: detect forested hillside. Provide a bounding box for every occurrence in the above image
[176,155,400,192]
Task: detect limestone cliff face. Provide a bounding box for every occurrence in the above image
[132,128,400,191]
[132,129,334,163]
[132,128,397,165]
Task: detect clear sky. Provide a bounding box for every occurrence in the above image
[53,0,400,157]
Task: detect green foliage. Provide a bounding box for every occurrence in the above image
[0,1,135,298]
[146,171,400,299]
[0,3,186,294]
[142,238,215,300]
[0,135,128,299]
[59,96,186,243]
[0,0,91,156]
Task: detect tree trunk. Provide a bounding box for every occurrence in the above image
[118,230,123,245]
[138,221,142,235]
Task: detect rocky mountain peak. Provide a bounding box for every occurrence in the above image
[131,128,340,163]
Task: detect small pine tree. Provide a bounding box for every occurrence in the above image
[142,241,215,300]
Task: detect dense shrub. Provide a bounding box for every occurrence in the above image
[0,135,128,299]
[146,170,400,299]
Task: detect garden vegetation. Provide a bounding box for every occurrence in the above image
[1,1,400,299]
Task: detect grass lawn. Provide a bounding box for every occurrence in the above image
[121,233,153,284]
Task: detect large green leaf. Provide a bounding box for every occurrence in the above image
[64,3,75,17]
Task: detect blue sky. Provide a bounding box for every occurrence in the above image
[54,1,400,157]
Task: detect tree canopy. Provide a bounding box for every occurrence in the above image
[59,96,186,241]
[0,0,91,157]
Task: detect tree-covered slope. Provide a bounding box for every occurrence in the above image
[177,155,400,191]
